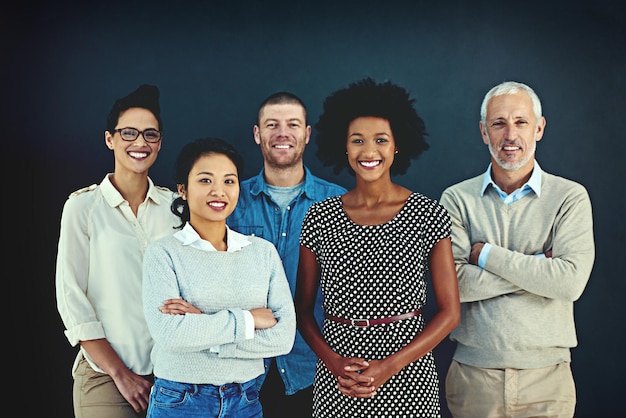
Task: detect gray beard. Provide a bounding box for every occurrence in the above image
[488,139,536,171]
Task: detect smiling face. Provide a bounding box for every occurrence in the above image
[480,91,545,172]
[105,107,162,175]
[254,103,311,170]
[178,153,240,226]
[346,116,397,181]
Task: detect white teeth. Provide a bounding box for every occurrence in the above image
[129,152,148,158]
[360,161,380,167]
[503,146,518,151]
[209,202,225,208]
[274,145,290,149]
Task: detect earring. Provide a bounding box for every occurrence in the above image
[394,149,398,154]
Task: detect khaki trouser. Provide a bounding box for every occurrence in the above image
[446,360,576,418]
[73,357,153,418]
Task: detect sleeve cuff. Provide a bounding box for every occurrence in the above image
[243,310,254,339]
[478,243,493,268]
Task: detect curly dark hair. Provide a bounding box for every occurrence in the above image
[314,77,429,175]
[171,137,244,229]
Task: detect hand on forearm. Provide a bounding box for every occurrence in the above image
[250,308,277,329]
[159,298,201,315]
[469,242,485,265]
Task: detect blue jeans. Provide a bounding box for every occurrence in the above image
[147,377,262,418]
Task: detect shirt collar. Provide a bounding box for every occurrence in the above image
[249,166,316,201]
[174,222,251,252]
[101,174,165,207]
[480,161,542,197]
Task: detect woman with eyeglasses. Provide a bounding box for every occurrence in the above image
[55,84,179,418]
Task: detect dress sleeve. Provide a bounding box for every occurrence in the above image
[299,201,321,254]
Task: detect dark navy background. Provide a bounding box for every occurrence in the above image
[6,1,624,416]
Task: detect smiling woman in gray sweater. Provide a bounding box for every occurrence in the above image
[142,138,296,418]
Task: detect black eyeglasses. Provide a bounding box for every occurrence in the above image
[114,127,162,143]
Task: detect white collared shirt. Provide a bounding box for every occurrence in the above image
[56,174,179,376]
[478,161,545,267]
[174,222,251,252]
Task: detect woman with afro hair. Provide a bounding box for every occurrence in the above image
[295,77,460,417]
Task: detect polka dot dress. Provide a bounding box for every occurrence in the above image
[300,193,451,418]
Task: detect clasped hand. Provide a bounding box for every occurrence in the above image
[329,356,393,398]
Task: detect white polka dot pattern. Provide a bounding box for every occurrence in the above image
[300,193,451,417]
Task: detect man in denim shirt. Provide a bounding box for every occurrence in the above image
[227,92,347,417]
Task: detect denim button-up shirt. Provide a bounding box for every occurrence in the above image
[227,166,347,395]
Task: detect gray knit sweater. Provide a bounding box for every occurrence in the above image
[142,231,296,384]
[440,168,594,369]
